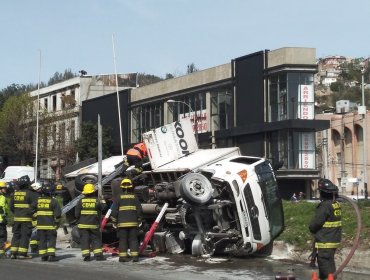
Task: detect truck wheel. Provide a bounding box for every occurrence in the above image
[191,234,214,256]
[74,173,98,193]
[179,173,213,205]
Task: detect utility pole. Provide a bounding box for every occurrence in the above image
[361,66,368,199]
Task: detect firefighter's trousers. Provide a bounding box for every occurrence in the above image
[317,248,336,280]
[38,230,57,257]
[79,228,103,257]
[0,223,7,256]
[11,221,32,256]
[117,227,139,258]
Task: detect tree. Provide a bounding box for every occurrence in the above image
[75,122,114,160]
[187,63,199,74]
[0,83,40,109]
[48,69,77,86]
[137,73,163,87]
[0,93,34,165]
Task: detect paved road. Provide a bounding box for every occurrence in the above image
[1,230,369,280]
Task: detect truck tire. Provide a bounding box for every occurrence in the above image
[191,234,214,256]
[74,173,98,193]
[179,173,213,205]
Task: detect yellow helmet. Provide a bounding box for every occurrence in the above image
[0,181,6,188]
[120,178,133,189]
[82,183,95,194]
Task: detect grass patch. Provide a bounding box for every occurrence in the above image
[276,199,370,251]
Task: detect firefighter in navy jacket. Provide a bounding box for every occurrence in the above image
[75,183,105,261]
[36,183,61,262]
[309,178,342,280]
[112,178,143,262]
[9,175,37,259]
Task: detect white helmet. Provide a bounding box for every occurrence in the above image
[31,182,42,191]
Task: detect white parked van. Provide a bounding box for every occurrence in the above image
[0,166,35,183]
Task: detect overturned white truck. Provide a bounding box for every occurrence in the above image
[64,119,284,256]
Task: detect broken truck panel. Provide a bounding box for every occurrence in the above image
[143,119,198,169]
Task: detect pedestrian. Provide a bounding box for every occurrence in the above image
[36,182,61,262]
[75,183,105,261]
[111,178,143,262]
[29,181,43,254]
[309,178,341,280]
[9,175,37,259]
[290,193,297,202]
[298,192,305,201]
[124,142,148,175]
[0,181,10,258]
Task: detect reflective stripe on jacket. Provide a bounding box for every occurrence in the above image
[309,200,342,249]
[10,189,36,222]
[112,194,142,228]
[76,197,102,229]
[36,196,61,230]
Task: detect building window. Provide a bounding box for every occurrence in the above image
[269,72,314,121]
[52,95,57,111]
[131,102,163,143]
[210,89,233,131]
[269,130,316,169]
[44,98,48,111]
[167,92,207,133]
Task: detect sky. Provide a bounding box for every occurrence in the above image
[1,0,370,89]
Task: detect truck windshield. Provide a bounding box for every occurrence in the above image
[255,162,284,239]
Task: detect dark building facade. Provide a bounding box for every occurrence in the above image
[82,47,329,198]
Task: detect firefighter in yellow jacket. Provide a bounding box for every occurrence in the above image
[112,178,143,262]
[0,181,10,258]
[75,183,105,261]
[9,175,37,259]
[36,182,61,262]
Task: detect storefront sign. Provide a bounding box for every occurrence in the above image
[298,85,314,120]
[299,132,315,169]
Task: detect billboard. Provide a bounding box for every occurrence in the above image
[297,85,314,120]
[299,132,315,169]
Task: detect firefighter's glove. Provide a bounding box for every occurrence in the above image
[32,220,37,227]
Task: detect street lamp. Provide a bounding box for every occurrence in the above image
[166,99,198,143]
[361,67,368,199]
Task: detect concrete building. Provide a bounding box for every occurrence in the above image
[316,110,370,197]
[29,73,136,179]
[82,47,329,198]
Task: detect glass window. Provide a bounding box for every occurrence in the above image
[268,130,316,169]
[269,72,314,121]
[210,88,233,131]
[167,92,208,134]
[131,102,163,143]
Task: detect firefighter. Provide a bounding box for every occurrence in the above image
[29,181,43,254]
[112,178,143,262]
[124,142,148,175]
[36,182,61,262]
[0,181,10,258]
[309,178,342,280]
[9,175,37,259]
[75,183,105,261]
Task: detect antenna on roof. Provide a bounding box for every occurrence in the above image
[112,34,124,158]
[34,50,41,182]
